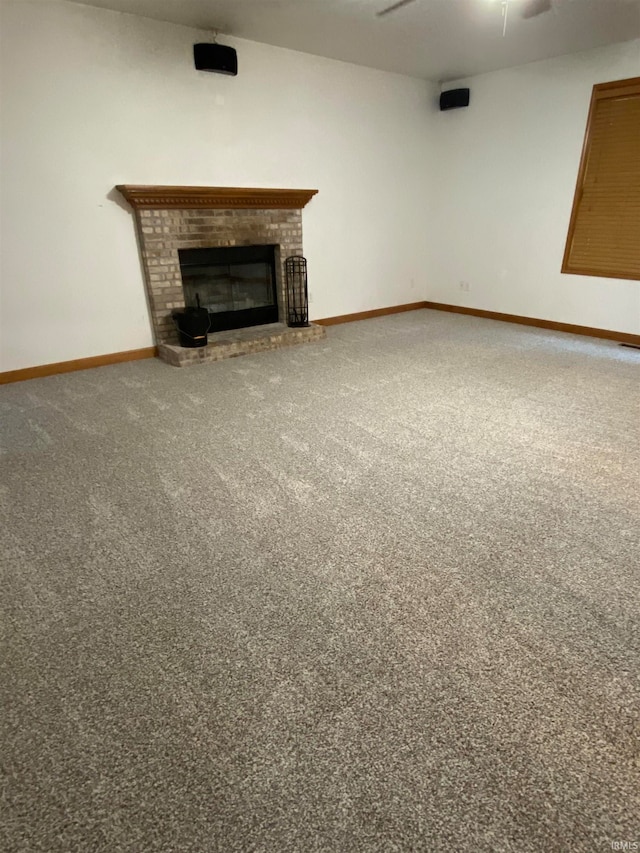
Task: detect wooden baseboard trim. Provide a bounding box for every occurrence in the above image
[315,302,427,326]
[2,302,635,385]
[0,346,158,385]
[423,302,640,346]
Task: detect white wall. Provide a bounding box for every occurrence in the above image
[2,3,638,373]
[0,0,437,371]
[431,40,640,335]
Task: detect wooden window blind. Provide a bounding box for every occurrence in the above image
[562,77,640,281]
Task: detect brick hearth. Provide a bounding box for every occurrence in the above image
[159,323,325,367]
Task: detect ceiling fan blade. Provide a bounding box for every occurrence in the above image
[521,0,553,18]
[377,0,418,18]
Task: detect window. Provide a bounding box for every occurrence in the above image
[562,77,640,281]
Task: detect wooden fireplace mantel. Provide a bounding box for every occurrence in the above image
[116,185,318,210]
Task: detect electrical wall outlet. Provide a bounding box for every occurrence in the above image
[308,291,314,303]
[458,280,470,292]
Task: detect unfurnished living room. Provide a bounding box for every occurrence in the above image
[1,0,639,850]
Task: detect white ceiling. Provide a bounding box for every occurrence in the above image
[69,0,640,81]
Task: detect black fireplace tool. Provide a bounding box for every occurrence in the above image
[172,293,211,348]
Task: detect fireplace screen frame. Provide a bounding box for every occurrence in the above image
[178,244,279,333]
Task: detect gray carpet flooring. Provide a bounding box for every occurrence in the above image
[1,310,639,853]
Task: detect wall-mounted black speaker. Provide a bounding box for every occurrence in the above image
[439,88,470,111]
[193,43,238,76]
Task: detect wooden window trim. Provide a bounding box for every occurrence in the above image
[562,76,640,282]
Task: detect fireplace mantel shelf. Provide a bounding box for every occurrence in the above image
[116,185,318,210]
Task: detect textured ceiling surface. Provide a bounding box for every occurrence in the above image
[56,0,640,79]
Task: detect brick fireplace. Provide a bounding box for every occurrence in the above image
[116,185,325,366]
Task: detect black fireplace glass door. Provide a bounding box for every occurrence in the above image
[178,245,278,333]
